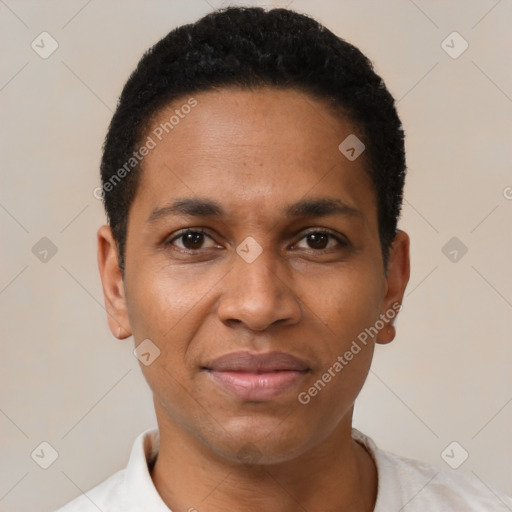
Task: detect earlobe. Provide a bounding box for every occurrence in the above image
[376,230,410,345]
[97,225,132,340]
[377,323,396,345]
[114,325,132,341]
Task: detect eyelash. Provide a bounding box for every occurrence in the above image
[166,228,348,253]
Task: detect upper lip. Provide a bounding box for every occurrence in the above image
[203,351,310,373]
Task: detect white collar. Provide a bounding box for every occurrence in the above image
[121,426,392,511]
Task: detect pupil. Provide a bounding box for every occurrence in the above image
[308,233,327,249]
[184,232,203,249]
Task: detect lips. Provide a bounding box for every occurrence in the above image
[205,351,310,373]
[203,351,310,401]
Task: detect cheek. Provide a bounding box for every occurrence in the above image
[297,343,374,437]
[125,270,202,422]
[124,263,224,397]
[125,260,219,339]
[299,261,384,342]
[296,268,382,408]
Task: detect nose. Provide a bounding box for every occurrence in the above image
[217,248,301,332]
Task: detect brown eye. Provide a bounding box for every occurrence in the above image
[306,233,329,249]
[169,230,217,251]
[295,231,345,251]
[181,232,205,250]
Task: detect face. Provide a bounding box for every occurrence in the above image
[98,87,409,464]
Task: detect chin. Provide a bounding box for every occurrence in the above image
[203,416,316,466]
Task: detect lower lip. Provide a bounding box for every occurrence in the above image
[207,370,308,401]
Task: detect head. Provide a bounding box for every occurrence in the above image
[100,6,405,272]
[98,7,409,464]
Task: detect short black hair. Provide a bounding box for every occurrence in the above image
[100,6,406,271]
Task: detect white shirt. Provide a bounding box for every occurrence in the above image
[55,427,512,511]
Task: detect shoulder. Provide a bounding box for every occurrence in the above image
[54,428,162,512]
[353,429,512,512]
[54,469,126,512]
[381,449,511,511]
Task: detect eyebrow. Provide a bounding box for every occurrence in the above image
[284,197,363,219]
[147,197,363,223]
[148,198,223,223]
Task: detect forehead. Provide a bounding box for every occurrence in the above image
[132,87,376,224]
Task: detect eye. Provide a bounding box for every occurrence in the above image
[294,230,347,251]
[168,229,218,251]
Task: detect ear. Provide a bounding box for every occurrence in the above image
[376,230,410,345]
[97,225,132,340]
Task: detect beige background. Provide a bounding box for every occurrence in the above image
[1,1,511,510]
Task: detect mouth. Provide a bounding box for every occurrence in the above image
[203,351,311,401]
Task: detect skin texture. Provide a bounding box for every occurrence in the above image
[98,87,410,512]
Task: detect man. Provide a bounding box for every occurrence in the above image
[57,6,511,511]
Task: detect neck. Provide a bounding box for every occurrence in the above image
[150,404,377,512]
